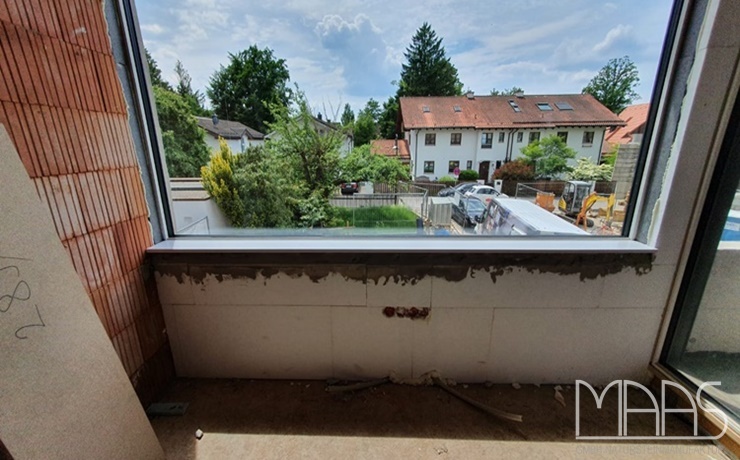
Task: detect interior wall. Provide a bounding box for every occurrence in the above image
[154,253,672,385]
[0,0,173,405]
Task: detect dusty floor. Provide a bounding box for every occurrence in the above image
[150,379,730,459]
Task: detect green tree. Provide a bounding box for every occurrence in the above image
[353,99,382,147]
[490,86,524,96]
[340,103,355,126]
[338,144,410,183]
[398,23,463,97]
[153,86,210,177]
[520,135,577,179]
[378,96,399,139]
[174,60,209,116]
[232,146,296,227]
[207,46,291,133]
[582,56,640,114]
[568,158,614,181]
[200,139,245,226]
[145,48,172,90]
[267,92,344,199]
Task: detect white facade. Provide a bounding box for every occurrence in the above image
[407,127,606,181]
[203,134,265,155]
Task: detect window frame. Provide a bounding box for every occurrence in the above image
[466,160,473,170]
[582,131,594,146]
[118,0,717,254]
[481,132,493,148]
[498,132,505,143]
[516,132,523,143]
[425,133,436,146]
[529,132,540,144]
[448,160,460,174]
[450,133,462,145]
[557,131,568,143]
[423,161,435,174]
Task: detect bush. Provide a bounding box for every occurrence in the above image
[520,135,577,179]
[568,158,614,181]
[458,169,479,181]
[438,175,456,186]
[492,159,535,181]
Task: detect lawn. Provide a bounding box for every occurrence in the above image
[331,205,419,228]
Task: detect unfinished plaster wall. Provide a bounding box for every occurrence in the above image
[153,254,673,385]
[0,1,173,404]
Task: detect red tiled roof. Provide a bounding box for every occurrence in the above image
[370,139,411,163]
[604,103,650,145]
[400,94,625,130]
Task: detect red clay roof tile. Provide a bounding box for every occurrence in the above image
[400,94,625,130]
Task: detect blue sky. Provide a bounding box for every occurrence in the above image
[136,0,674,118]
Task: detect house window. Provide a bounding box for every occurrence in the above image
[557,132,568,143]
[498,132,505,143]
[537,103,553,111]
[466,160,472,170]
[517,132,523,143]
[450,133,462,145]
[423,161,435,173]
[481,133,493,148]
[529,132,540,144]
[448,161,460,174]
[425,133,436,146]
[582,131,594,146]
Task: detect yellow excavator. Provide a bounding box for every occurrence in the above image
[558,181,615,229]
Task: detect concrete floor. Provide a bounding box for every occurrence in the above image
[150,379,731,460]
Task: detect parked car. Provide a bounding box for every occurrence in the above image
[438,182,476,197]
[452,197,487,228]
[340,182,359,195]
[463,185,507,204]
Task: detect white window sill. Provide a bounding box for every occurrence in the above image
[148,237,656,254]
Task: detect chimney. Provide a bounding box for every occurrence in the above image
[212,115,219,125]
[317,112,323,121]
[515,91,524,98]
[466,91,475,99]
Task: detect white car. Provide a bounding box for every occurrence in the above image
[463,185,507,204]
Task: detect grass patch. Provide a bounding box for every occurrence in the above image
[331,205,419,228]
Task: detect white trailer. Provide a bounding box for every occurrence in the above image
[476,197,588,236]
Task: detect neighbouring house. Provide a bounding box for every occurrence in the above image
[399,93,625,181]
[265,112,354,156]
[603,103,651,155]
[370,138,411,165]
[169,178,232,235]
[313,113,354,156]
[196,115,265,154]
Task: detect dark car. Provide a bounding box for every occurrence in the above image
[340,182,359,195]
[438,182,476,197]
[452,197,487,228]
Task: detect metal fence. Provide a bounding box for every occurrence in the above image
[331,181,429,220]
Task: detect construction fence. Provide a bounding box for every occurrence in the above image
[330,182,430,223]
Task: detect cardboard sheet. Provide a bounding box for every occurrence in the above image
[0,126,164,459]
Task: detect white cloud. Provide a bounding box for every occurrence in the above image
[141,24,164,35]
[593,24,633,52]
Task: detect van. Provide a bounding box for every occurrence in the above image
[476,197,588,236]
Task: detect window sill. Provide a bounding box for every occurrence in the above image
[148,236,656,254]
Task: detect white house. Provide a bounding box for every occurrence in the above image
[399,93,625,181]
[196,116,265,154]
